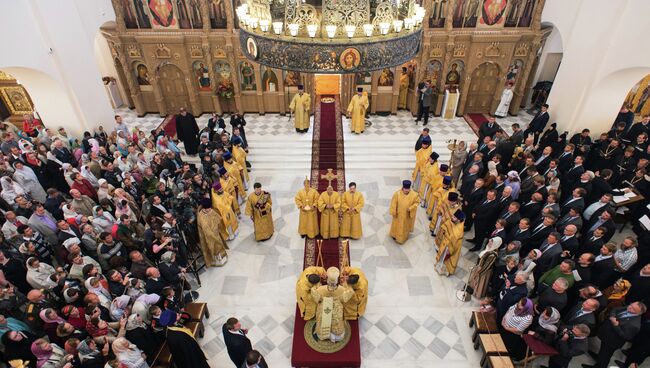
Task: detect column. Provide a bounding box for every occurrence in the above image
[116,46,145,116]
[204,43,223,114]
[391,66,400,114]
[254,63,265,114]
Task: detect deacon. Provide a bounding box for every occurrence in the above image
[340,182,364,239]
[398,66,409,109]
[176,107,200,155]
[245,183,274,241]
[318,185,341,239]
[218,166,240,215]
[211,181,239,241]
[342,266,369,320]
[231,136,249,186]
[197,198,228,266]
[423,155,443,211]
[389,180,420,244]
[296,266,326,320]
[295,177,319,238]
[223,151,246,199]
[412,137,432,193]
[430,188,459,237]
[289,85,311,133]
[434,209,466,276]
[348,87,369,134]
[158,310,211,368]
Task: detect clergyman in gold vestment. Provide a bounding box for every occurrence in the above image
[434,209,466,276]
[196,198,228,267]
[347,88,369,134]
[389,180,420,244]
[342,266,368,320]
[295,178,319,238]
[311,267,353,342]
[340,182,364,239]
[318,186,341,239]
[296,266,326,320]
[245,182,274,241]
[398,67,409,109]
[289,85,311,133]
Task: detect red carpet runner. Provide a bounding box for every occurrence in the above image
[291,96,361,368]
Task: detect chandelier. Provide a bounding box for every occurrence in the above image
[237,0,425,73]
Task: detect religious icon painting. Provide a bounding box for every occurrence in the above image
[339,48,361,71]
[193,61,211,91]
[0,86,33,115]
[148,0,179,29]
[246,37,258,60]
[479,0,508,28]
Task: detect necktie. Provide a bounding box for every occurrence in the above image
[561,235,568,242]
[503,212,511,220]
[532,224,544,235]
[590,219,604,232]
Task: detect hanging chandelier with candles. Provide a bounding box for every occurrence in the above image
[237,0,425,73]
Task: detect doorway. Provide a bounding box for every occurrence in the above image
[465,62,500,113]
[158,63,190,114]
[315,74,341,95]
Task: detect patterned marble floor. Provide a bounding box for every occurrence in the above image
[119,107,596,367]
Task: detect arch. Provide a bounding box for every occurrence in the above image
[0,67,83,135]
[465,62,501,113]
[157,63,190,114]
[239,61,256,91]
[261,68,278,92]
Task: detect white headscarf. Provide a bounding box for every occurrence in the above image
[479,237,503,258]
[81,165,99,188]
[0,176,25,205]
[538,307,561,333]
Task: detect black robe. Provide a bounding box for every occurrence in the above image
[176,113,200,155]
[165,326,210,368]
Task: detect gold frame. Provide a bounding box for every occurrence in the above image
[0,86,33,115]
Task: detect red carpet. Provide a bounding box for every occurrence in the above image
[291,96,361,368]
[463,113,489,137]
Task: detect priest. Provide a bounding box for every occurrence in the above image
[348,88,369,134]
[495,83,514,118]
[412,138,432,194]
[296,266,326,320]
[245,182,274,241]
[176,107,200,155]
[434,209,466,276]
[398,67,409,109]
[342,266,368,320]
[340,182,364,239]
[430,187,458,237]
[218,166,240,215]
[389,180,420,244]
[317,185,341,239]
[223,151,246,199]
[211,181,239,240]
[197,198,228,266]
[159,310,210,368]
[289,85,311,133]
[311,267,353,342]
[295,177,319,238]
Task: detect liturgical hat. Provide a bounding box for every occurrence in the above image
[231,136,242,145]
[200,198,211,208]
[429,151,439,160]
[223,151,233,160]
[448,192,459,201]
[453,209,466,221]
[159,310,177,327]
[422,136,432,146]
[298,84,304,90]
[357,87,363,92]
[442,176,452,185]
[402,180,411,189]
[218,166,227,176]
[439,163,449,172]
[212,181,223,191]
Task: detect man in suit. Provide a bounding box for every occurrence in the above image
[510,123,525,146]
[587,169,614,204]
[464,153,485,177]
[557,144,575,174]
[520,192,544,223]
[523,103,550,144]
[460,166,480,198]
[478,115,500,142]
[559,224,580,255]
[547,324,590,368]
[534,146,553,174]
[463,143,479,173]
[241,350,268,368]
[462,177,485,231]
[497,186,514,212]
[468,189,500,250]
[499,201,521,233]
[583,302,646,368]
[557,207,583,233]
[496,271,529,321]
[561,155,585,194]
[578,227,605,256]
[415,80,433,125]
[534,232,563,279]
[519,171,541,204]
[562,298,600,331]
[582,194,614,222]
[583,209,616,243]
[537,277,569,312]
[508,218,531,246]
[590,242,619,289]
[223,317,253,368]
[414,127,430,151]
[560,188,586,216]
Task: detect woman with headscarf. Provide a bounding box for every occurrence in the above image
[2,330,40,367]
[124,314,159,360]
[500,297,534,360]
[504,171,521,199]
[109,295,131,322]
[76,338,109,368]
[490,255,519,295]
[61,204,79,222]
[96,179,115,202]
[545,169,560,192]
[112,337,149,368]
[23,151,49,190]
[84,277,112,309]
[61,305,87,330]
[12,161,47,203]
[530,306,560,344]
[497,240,521,266]
[479,237,503,258]
[39,308,66,342]
[600,278,632,321]
[30,338,69,368]
[1,176,26,207]
[45,152,70,193]
[113,189,139,223]
[91,206,116,234]
[80,165,99,189]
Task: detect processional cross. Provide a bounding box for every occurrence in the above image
[320,168,340,187]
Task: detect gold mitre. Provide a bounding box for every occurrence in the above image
[326,266,340,285]
[303,176,310,185]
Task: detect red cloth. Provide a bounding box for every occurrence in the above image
[71,179,97,199]
[163,116,177,138]
[22,119,41,136]
[522,334,559,356]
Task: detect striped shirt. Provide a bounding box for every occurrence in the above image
[502,305,533,332]
[614,247,638,272]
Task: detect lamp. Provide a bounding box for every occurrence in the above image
[272,22,283,35]
[404,17,414,30]
[345,25,356,38]
[288,23,299,36]
[363,23,373,37]
[379,22,390,35]
[249,17,259,29]
[259,19,270,32]
[307,24,318,38]
[240,14,250,26]
[326,25,337,38]
[393,20,403,32]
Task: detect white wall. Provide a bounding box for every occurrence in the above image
[0,0,116,136]
[541,0,650,135]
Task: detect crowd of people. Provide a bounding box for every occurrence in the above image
[412,105,650,368]
[0,111,271,368]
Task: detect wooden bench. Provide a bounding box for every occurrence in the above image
[185,302,209,321]
[469,311,498,342]
[474,333,509,367]
[484,355,514,368]
[152,319,204,367]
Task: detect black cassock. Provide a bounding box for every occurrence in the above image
[166,327,210,368]
[176,113,200,155]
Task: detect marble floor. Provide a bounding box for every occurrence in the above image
[120,107,620,367]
